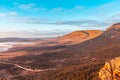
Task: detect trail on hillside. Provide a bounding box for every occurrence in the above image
[0,61,56,72]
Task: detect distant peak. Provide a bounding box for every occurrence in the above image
[106,23,120,31]
[113,22,120,25]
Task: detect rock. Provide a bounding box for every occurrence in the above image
[99,57,120,80]
[106,23,120,31]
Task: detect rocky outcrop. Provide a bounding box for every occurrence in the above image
[105,23,120,40]
[106,23,120,31]
[99,57,120,80]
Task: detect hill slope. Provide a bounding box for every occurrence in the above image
[58,30,102,44]
[0,23,120,80]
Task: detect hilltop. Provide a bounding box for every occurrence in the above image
[58,30,102,44]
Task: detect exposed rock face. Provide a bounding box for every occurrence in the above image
[105,23,120,40]
[99,57,120,80]
[106,23,120,31]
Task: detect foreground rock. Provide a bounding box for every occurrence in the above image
[99,57,120,80]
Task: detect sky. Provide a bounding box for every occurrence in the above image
[0,0,120,38]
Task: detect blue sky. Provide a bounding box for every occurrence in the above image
[0,0,120,38]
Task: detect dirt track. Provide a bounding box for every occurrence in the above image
[0,61,56,72]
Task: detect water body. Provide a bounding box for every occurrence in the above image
[0,42,32,52]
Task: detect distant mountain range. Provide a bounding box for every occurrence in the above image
[0,37,42,42]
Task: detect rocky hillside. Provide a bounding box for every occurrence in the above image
[1,23,120,80]
[106,23,120,31]
[99,57,120,80]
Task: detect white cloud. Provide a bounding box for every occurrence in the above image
[0,13,6,17]
[0,12,17,18]
[19,3,35,10]
[16,3,44,12]
[51,5,84,13]
[103,13,120,25]
[75,6,84,9]
[93,1,120,18]
[8,12,17,16]
[52,7,63,11]
[98,2,116,10]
